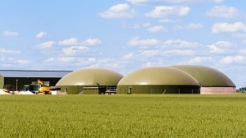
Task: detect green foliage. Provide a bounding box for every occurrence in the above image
[1,95,246,137]
[238,87,246,93]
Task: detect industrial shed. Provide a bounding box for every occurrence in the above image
[117,67,201,94]
[0,70,71,91]
[171,65,236,94]
[56,68,123,94]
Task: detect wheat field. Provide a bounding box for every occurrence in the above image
[0,94,246,137]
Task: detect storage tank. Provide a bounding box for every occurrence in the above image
[171,65,236,94]
[117,67,200,94]
[56,68,123,94]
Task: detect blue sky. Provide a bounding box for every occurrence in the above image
[1,0,246,88]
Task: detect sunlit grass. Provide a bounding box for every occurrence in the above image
[0,94,246,137]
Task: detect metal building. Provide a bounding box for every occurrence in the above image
[117,67,201,94]
[171,65,236,94]
[0,70,71,91]
[56,68,123,94]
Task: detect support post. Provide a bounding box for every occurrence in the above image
[16,79,18,91]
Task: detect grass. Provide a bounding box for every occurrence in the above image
[0,94,246,137]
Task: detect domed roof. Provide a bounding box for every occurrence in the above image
[118,67,200,86]
[171,65,235,87]
[56,68,123,86]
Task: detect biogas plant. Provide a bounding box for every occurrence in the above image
[0,65,236,95]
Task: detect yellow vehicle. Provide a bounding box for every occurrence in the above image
[37,79,51,95]
[39,85,51,95]
[2,84,14,93]
[2,88,9,93]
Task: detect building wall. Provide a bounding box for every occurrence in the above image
[200,87,236,94]
[0,75,3,88]
[59,86,83,94]
[59,85,114,94]
[82,87,99,94]
[117,85,200,94]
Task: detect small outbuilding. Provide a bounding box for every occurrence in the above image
[56,68,123,94]
[117,67,201,94]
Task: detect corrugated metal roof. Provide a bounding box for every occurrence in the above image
[0,70,72,78]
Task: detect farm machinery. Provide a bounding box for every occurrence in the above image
[2,84,15,93]
[22,79,51,95]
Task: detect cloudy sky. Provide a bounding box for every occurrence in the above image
[1,0,246,88]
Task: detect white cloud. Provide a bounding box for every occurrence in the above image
[123,53,135,59]
[239,48,246,54]
[213,0,223,3]
[140,49,195,56]
[220,55,245,64]
[127,0,151,4]
[37,41,56,49]
[75,58,97,66]
[162,49,195,55]
[147,25,168,33]
[145,6,190,18]
[143,23,151,27]
[206,6,245,18]
[126,23,152,30]
[127,0,223,4]
[81,38,102,46]
[232,33,246,43]
[2,31,18,36]
[99,3,135,18]
[141,61,164,67]
[44,57,98,67]
[45,57,75,63]
[0,64,13,67]
[58,38,78,45]
[88,58,120,69]
[159,19,177,23]
[62,46,89,56]
[185,57,214,64]
[0,57,30,66]
[162,39,200,48]
[174,23,203,30]
[140,50,159,56]
[212,22,246,33]
[207,41,236,54]
[0,57,5,62]
[58,38,101,46]
[127,37,160,46]
[207,45,227,54]
[0,48,21,54]
[87,58,97,63]
[16,60,30,65]
[129,24,141,29]
[36,32,47,38]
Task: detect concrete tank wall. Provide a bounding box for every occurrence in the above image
[200,87,236,94]
[117,85,200,94]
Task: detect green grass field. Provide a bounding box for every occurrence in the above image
[1,94,246,138]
